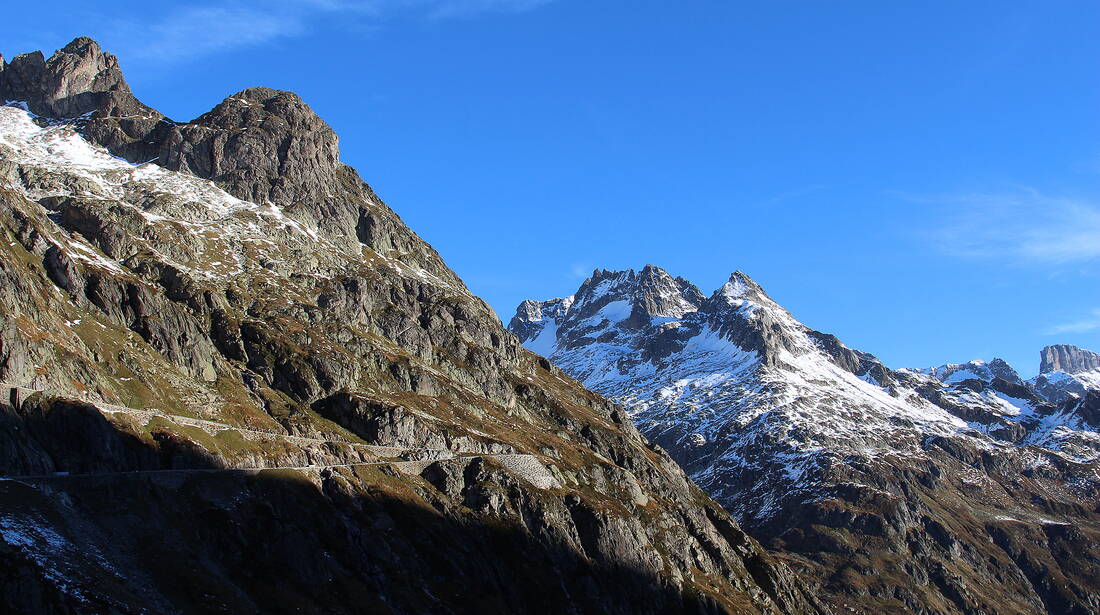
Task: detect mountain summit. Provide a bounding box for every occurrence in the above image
[1040,344,1100,374]
[0,36,132,118]
[1030,344,1100,404]
[918,358,1023,385]
[513,265,1100,614]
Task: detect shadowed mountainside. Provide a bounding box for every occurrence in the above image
[0,38,826,614]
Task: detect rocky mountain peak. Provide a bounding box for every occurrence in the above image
[507,296,573,351]
[0,37,338,210]
[566,265,703,326]
[507,265,707,360]
[694,270,813,363]
[923,358,1024,385]
[0,36,166,163]
[0,36,130,119]
[199,87,322,129]
[1040,344,1100,374]
[512,265,823,375]
[631,264,705,320]
[160,85,342,210]
[2,38,459,276]
[708,270,770,307]
[987,357,1021,380]
[58,36,106,58]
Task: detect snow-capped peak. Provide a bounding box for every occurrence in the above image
[510,265,1100,529]
[562,265,703,322]
[715,271,765,304]
[917,358,1023,385]
[510,265,708,359]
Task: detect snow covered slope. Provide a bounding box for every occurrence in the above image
[511,267,1100,479]
[511,265,1100,614]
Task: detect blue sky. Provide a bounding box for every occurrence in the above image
[3,1,1098,375]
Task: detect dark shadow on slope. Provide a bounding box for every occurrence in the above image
[0,396,736,615]
[0,392,224,476]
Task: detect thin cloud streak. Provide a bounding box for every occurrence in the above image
[1046,310,1100,335]
[121,6,308,61]
[569,263,593,279]
[427,0,553,18]
[107,0,554,63]
[900,188,1100,266]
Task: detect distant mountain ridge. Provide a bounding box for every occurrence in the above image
[512,265,1100,614]
[915,358,1024,385]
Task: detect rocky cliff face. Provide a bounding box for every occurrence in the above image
[0,39,826,615]
[1040,344,1100,375]
[1030,345,1100,404]
[512,266,1100,615]
[0,37,133,118]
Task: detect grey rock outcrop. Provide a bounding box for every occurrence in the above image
[561,265,704,339]
[1028,345,1100,403]
[0,37,131,118]
[1040,344,1100,374]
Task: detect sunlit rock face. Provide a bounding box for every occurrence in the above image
[1029,344,1100,404]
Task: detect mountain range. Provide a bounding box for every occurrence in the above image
[511,265,1100,614]
[3,36,1098,615]
[0,38,829,614]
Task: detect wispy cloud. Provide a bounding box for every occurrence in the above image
[569,262,593,279]
[106,0,553,62]
[121,6,308,60]
[425,0,553,18]
[900,188,1100,266]
[1046,309,1100,335]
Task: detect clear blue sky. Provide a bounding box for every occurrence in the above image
[4,1,1098,376]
